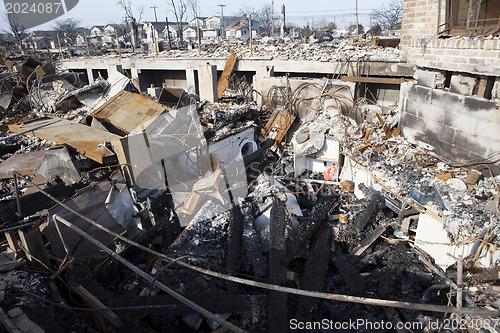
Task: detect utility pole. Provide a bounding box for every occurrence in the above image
[166,17,171,49]
[249,17,253,56]
[280,4,285,37]
[355,0,359,38]
[218,4,226,39]
[151,6,158,22]
[151,6,159,54]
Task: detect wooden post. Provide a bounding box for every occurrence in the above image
[115,30,121,57]
[84,32,91,57]
[197,21,202,56]
[249,18,253,56]
[56,33,63,60]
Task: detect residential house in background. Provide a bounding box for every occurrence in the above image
[22,31,59,50]
[189,17,207,29]
[141,22,168,44]
[183,27,197,41]
[22,37,51,50]
[89,24,122,45]
[225,18,260,38]
[90,26,105,37]
[162,22,188,40]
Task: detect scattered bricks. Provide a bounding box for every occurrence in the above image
[373,144,388,153]
[450,75,477,96]
[436,172,453,181]
[465,169,482,186]
[340,180,355,193]
[475,79,488,98]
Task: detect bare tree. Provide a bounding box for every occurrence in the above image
[371,0,403,31]
[117,0,143,49]
[256,3,278,36]
[167,0,187,44]
[53,18,80,44]
[2,12,26,47]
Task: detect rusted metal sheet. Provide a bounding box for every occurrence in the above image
[0,150,47,179]
[217,53,238,99]
[261,106,296,146]
[8,118,120,164]
[89,90,166,136]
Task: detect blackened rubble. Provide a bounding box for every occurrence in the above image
[0,45,498,333]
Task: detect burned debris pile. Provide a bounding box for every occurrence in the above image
[0,56,498,332]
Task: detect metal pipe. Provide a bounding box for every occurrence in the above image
[0,119,61,143]
[421,284,450,304]
[52,214,247,333]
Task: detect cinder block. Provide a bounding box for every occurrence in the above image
[450,75,477,96]
[425,120,455,144]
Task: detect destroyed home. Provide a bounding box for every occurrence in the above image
[0,0,499,332]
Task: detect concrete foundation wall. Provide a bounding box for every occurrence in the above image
[401,83,500,162]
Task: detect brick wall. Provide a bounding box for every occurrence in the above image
[401,0,500,75]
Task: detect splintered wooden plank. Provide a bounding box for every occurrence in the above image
[70,284,122,327]
[9,118,120,164]
[90,90,166,136]
[350,225,386,256]
[217,53,238,99]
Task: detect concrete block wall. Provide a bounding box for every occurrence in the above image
[401,0,500,75]
[401,83,500,163]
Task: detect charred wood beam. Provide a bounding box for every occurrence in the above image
[269,199,287,333]
[355,193,384,231]
[226,205,244,294]
[298,225,332,321]
[286,197,336,264]
[110,293,250,317]
[334,254,366,295]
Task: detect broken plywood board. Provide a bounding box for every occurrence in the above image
[261,106,296,146]
[89,90,166,136]
[9,118,120,164]
[217,53,238,99]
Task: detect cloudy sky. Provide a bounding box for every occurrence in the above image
[2,0,393,31]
